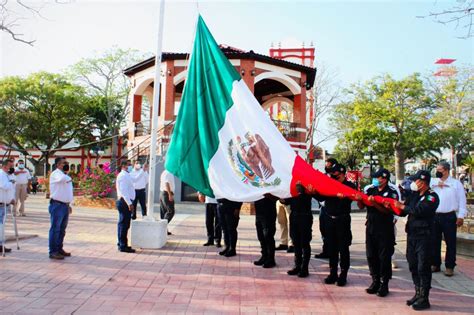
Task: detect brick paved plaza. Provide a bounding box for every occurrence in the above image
[1,194,473,314]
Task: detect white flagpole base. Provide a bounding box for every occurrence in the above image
[131,219,167,249]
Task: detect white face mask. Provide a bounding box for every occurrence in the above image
[134,164,141,170]
[410,181,419,192]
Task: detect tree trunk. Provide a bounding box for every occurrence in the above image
[450,145,457,178]
[110,127,119,171]
[394,146,405,184]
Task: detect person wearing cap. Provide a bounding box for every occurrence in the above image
[391,170,439,311]
[314,157,338,259]
[314,163,355,286]
[430,161,467,277]
[357,168,399,297]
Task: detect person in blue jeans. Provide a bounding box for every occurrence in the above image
[48,157,73,260]
[116,160,136,253]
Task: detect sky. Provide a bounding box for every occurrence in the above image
[1,0,473,151]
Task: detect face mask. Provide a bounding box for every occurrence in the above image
[435,171,443,178]
[127,166,133,173]
[18,163,25,169]
[62,164,70,172]
[324,167,332,173]
[410,181,419,192]
[135,164,141,170]
[8,167,14,174]
[372,178,380,187]
[330,174,338,179]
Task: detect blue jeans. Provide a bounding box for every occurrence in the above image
[48,201,69,255]
[432,212,457,269]
[117,199,132,249]
[0,205,7,245]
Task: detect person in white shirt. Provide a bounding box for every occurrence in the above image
[160,169,175,235]
[130,161,148,220]
[0,159,16,254]
[198,192,221,247]
[48,157,74,260]
[431,161,467,277]
[116,160,136,253]
[14,159,31,217]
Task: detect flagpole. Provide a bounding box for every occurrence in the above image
[146,0,165,221]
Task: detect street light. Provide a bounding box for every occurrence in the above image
[364,146,379,176]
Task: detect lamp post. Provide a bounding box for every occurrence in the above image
[364,146,379,176]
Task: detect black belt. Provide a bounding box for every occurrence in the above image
[135,188,146,191]
[436,211,456,216]
[326,212,350,220]
[50,199,68,205]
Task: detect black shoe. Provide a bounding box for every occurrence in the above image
[286,246,295,253]
[253,256,266,266]
[131,215,137,220]
[337,272,348,287]
[215,243,222,248]
[406,286,421,306]
[0,246,12,253]
[314,252,329,259]
[431,265,440,273]
[324,273,338,284]
[119,247,136,253]
[219,248,229,256]
[203,241,213,246]
[167,231,172,235]
[376,282,389,297]
[49,253,64,260]
[224,250,236,257]
[366,279,380,294]
[263,261,276,268]
[287,267,300,276]
[298,269,309,278]
[412,288,430,311]
[59,249,71,257]
[275,244,288,251]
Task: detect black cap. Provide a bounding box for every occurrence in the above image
[411,170,431,184]
[372,168,390,179]
[331,163,346,174]
[326,158,338,166]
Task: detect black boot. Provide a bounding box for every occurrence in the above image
[298,252,310,278]
[224,248,237,257]
[376,279,389,297]
[288,256,302,276]
[203,239,214,246]
[219,247,229,256]
[324,269,338,284]
[337,269,348,287]
[253,256,266,266]
[406,286,421,306]
[366,277,380,294]
[412,287,430,311]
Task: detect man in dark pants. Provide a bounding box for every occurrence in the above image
[199,193,221,247]
[253,195,277,268]
[314,163,355,286]
[217,198,242,257]
[160,169,175,235]
[315,157,338,259]
[392,170,439,311]
[130,161,148,219]
[431,161,467,277]
[357,168,399,297]
[116,160,136,253]
[286,183,314,278]
[48,157,74,260]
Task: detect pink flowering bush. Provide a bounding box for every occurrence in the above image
[78,162,116,199]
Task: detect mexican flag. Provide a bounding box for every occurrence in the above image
[165,16,401,214]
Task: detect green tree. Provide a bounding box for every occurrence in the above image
[427,67,474,177]
[68,47,148,169]
[0,72,92,174]
[333,74,440,181]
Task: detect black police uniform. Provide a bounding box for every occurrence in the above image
[401,188,439,310]
[217,199,242,257]
[365,184,399,292]
[254,196,277,267]
[285,191,314,277]
[314,179,355,284]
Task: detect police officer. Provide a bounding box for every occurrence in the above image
[253,195,278,268]
[392,170,439,311]
[357,168,399,297]
[285,183,314,278]
[314,163,355,286]
[315,157,338,259]
[217,198,242,257]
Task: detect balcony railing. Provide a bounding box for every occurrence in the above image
[272,119,297,138]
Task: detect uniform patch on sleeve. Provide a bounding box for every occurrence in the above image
[427,195,436,202]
